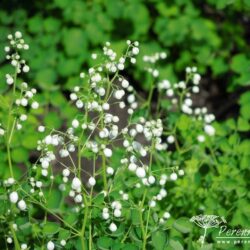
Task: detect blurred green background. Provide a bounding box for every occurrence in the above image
[1,0,250,97]
[1,0,250,248]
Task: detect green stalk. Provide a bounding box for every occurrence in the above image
[9,224,21,250]
[6,70,17,178]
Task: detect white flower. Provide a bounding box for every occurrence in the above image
[72,177,81,190]
[118,64,124,70]
[74,194,83,203]
[23,65,30,73]
[76,100,83,108]
[31,101,39,109]
[148,175,155,184]
[18,200,27,211]
[47,241,55,250]
[41,169,48,176]
[204,125,215,136]
[106,167,114,175]
[103,148,112,157]
[60,240,66,246]
[80,72,85,78]
[197,135,205,142]
[6,76,14,85]
[0,128,5,136]
[21,243,28,249]
[163,212,171,219]
[21,98,28,106]
[132,47,139,55]
[9,191,18,203]
[178,169,184,176]
[70,93,78,101]
[170,173,178,181]
[114,209,122,217]
[36,181,43,188]
[121,79,129,88]
[152,69,159,78]
[41,159,49,168]
[128,162,137,172]
[130,58,136,64]
[59,149,69,158]
[109,222,117,232]
[72,119,79,128]
[7,178,15,185]
[98,87,106,96]
[7,237,13,243]
[122,193,129,200]
[192,86,199,93]
[136,167,146,178]
[38,126,45,132]
[149,200,156,208]
[16,123,22,129]
[63,168,70,177]
[166,89,174,97]
[15,31,22,38]
[111,201,122,210]
[102,212,110,220]
[167,135,175,144]
[91,53,97,59]
[88,177,96,187]
[114,90,125,100]
[102,103,110,110]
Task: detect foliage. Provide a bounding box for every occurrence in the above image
[0,0,250,249]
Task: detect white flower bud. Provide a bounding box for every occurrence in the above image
[109,222,117,232]
[136,167,146,178]
[72,177,81,190]
[18,200,27,211]
[88,177,96,187]
[9,191,18,203]
[47,241,55,250]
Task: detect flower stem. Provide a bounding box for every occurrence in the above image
[9,224,21,250]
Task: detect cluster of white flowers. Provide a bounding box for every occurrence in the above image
[102,201,123,232]
[159,211,171,224]
[157,65,216,142]
[6,189,27,211]
[0,33,220,248]
[143,52,167,78]
[3,32,39,132]
[5,31,29,76]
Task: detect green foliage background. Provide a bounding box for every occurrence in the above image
[0,0,250,249]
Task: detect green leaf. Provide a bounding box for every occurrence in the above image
[152,230,168,250]
[35,68,58,90]
[28,16,43,33]
[173,217,193,234]
[22,133,40,149]
[58,228,71,240]
[231,54,250,73]
[131,209,141,225]
[62,28,88,57]
[44,112,62,129]
[237,117,250,132]
[44,17,60,33]
[168,239,183,250]
[12,148,29,163]
[177,115,190,131]
[46,189,62,210]
[43,222,60,235]
[123,244,138,250]
[97,236,113,250]
[64,213,78,225]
